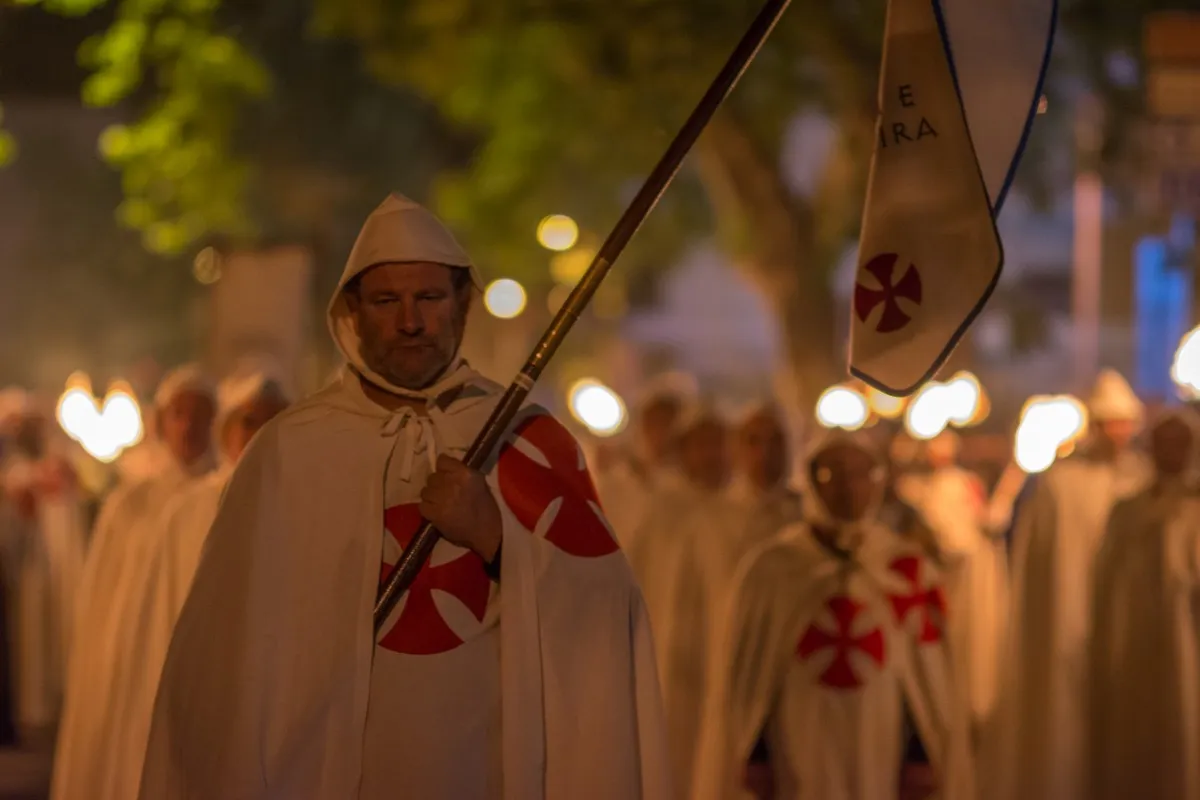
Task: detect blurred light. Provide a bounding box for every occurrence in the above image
[56,375,145,464]
[1014,395,1087,474]
[1172,325,1200,398]
[568,379,627,436]
[866,386,906,419]
[484,278,527,319]
[945,371,984,426]
[101,385,143,449]
[193,247,222,285]
[904,382,954,440]
[537,215,579,251]
[550,248,594,285]
[816,386,869,431]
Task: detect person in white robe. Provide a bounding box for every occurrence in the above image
[898,430,1007,742]
[0,401,88,740]
[693,430,974,800]
[1087,410,1200,800]
[726,401,803,551]
[79,365,291,800]
[597,371,698,545]
[51,364,216,800]
[999,368,1151,800]
[138,193,669,800]
[627,400,742,798]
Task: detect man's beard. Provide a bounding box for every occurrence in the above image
[365,338,460,391]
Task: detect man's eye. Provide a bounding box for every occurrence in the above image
[418,293,446,302]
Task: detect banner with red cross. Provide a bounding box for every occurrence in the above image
[850,0,1056,395]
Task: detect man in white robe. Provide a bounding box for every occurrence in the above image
[899,431,1007,741]
[597,371,697,545]
[627,400,741,797]
[1087,411,1200,800]
[78,366,291,800]
[0,401,88,740]
[1001,368,1151,800]
[693,431,973,800]
[138,193,669,799]
[726,401,803,552]
[52,364,216,800]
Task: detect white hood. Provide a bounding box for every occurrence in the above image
[1087,368,1144,423]
[327,193,484,401]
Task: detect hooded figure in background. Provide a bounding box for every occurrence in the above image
[1087,410,1200,800]
[52,364,216,800]
[74,364,292,800]
[626,398,741,797]
[139,194,669,800]
[999,368,1151,800]
[726,401,803,551]
[0,395,88,739]
[899,430,1007,741]
[693,431,973,800]
[596,371,698,546]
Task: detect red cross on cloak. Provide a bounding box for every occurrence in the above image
[796,595,886,689]
[854,252,923,333]
[377,503,492,656]
[887,556,946,644]
[497,414,618,558]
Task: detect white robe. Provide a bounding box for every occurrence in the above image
[626,481,750,798]
[0,454,87,731]
[1087,487,1200,800]
[137,368,670,799]
[1000,452,1151,800]
[693,522,974,800]
[51,457,209,800]
[596,456,681,548]
[901,466,1007,735]
[726,479,804,553]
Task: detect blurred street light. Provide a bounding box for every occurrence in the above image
[816,386,869,431]
[905,382,953,440]
[56,374,145,463]
[568,379,627,436]
[1172,325,1200,397]
[484,278,528,319]
[537,215,579,251]
[866,386,906,419]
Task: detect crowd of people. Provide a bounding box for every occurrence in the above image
[0,193,1191,799]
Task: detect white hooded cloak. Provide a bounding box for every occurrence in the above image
[137,193,670,800]
[1087,411,1200,800]
[692,432,974,800]
[999,369,1152,800]
[51,364,216,800]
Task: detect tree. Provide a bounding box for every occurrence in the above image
[13,0,1163,402]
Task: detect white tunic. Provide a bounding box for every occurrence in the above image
[51,458,209,800]
[626,481,749,798]
[138,368,671,799]
[693,523,974,800]
[1000,451,1151,800]
[1087,487,1200,800]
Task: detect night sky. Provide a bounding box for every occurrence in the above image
[0,4,105,98]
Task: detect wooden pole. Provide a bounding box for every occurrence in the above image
[375,0,794,630]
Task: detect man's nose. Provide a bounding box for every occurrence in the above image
[396,298,424,334]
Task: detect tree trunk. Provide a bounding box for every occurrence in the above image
[694,110,841,413]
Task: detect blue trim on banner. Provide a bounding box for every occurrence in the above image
[852,0,1060,397]
[930,0,1059,216]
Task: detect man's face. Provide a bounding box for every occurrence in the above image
[639,398,682,464]
[222,392,289,463]
[735,410,787,490]
[348,261,470,391]
[1095,417,1138,453]
[679,419,730,491]
[811,443,882,523]
[158,390,215,466]
[1151,417,1194,477]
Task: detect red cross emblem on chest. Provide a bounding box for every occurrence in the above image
[377,503,491,656]
[796,595,886,689]
[886,556,946,644]
[497,414,618,558]
[854,252,923,334]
